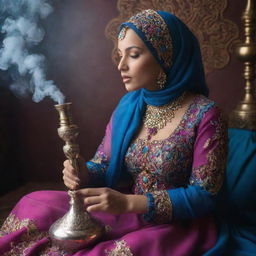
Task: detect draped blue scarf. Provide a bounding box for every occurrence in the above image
[106,10,209,187]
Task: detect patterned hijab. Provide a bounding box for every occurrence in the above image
[106,10,208,187]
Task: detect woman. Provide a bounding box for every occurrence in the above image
[0,9,227,255]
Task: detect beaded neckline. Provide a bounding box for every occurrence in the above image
[132,95,200,145]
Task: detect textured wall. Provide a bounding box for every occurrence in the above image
[0,0,247,186]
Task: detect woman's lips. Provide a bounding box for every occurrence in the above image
[122,76,131,83]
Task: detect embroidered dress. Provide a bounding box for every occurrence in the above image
[0,95,227,256]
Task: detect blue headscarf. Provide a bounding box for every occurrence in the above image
[106,10,208,187]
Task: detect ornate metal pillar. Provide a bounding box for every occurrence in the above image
[229,0,256,130]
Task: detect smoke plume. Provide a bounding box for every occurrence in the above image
[0,0,65,104]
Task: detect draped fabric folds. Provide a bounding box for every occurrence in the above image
[107,10,208,187]
[206,128,256,255]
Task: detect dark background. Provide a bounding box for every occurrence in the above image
[0,0,246,194]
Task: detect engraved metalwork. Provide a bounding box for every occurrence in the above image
[49,102,105,252]
[105,0,239,74]
[229,0,256,130]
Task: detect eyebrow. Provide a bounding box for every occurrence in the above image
[118,46,143,52]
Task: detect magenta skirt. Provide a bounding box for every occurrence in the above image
[0,191,217,255]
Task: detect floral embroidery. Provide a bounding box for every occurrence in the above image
[151,190,173,224]
[124,9,173,70]
[0,213,37,236]
[0,213,67,256]
[190,110,227,194]
[105,240,133,256]
[144,191,173,224]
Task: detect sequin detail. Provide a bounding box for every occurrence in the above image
[151,190,172,224]
[126,9,173,70]
[105,240,133,256]
[118,26,128,40]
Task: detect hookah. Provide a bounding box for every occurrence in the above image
[49,102,105,252]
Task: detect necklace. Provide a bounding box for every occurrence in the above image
[143,92,186,141]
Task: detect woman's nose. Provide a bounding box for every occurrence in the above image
[118,57,128,71]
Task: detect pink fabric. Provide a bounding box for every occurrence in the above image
[0,191,217,255]
[192,106,223,167]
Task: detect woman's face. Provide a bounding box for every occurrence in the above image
[117,28,162,92]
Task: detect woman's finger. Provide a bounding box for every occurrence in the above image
[63,159,72,168]
[78,187,108,197]
[63,176,79,190]
[86,203,104,213]
[84,196,102,205]
[63,169,80,183]
[63,175,79,186]
[63,160,77,173]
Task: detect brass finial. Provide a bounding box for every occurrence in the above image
[229,0,256,130]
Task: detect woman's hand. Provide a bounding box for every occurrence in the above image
[77,187,148,215]
[63,156,88,190]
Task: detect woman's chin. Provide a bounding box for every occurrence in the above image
[124,83,140,92]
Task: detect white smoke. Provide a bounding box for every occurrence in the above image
[0,0,65,104]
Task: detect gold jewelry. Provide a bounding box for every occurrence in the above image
[156,71,167,89]
[143,92,186,140]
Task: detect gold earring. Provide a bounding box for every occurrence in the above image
[156,71,167,89]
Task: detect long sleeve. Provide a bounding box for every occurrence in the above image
[86,118,112,187]
[144,105,227,223]
[168,106,227,220]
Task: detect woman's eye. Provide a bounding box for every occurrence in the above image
[130,54,139,59]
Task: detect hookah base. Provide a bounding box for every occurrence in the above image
[49,218,105,253]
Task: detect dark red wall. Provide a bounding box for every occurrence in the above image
[0,0,247,186]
